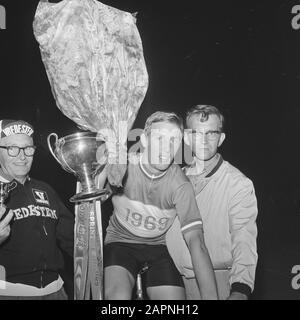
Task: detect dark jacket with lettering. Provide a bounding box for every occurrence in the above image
[0,177,74,288]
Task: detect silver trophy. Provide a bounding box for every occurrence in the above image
[47,132,110,203]
[0,180,17,208]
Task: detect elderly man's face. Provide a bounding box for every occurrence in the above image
[0,134,34,183]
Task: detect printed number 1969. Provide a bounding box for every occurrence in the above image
[125,209,170,232]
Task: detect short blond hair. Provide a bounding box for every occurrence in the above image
[144,111,184,135]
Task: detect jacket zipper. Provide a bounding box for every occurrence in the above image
[41,219,48,288]
[43,224,48,236]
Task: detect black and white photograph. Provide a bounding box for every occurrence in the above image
[0,0,300,304]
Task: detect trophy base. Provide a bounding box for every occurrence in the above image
[70,189,111,203]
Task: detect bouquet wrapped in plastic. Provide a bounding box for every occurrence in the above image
[33,0,148,186]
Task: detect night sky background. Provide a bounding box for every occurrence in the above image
[1,0,300,299]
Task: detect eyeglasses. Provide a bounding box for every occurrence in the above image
[189,130,221,141]
[0,145,36,157]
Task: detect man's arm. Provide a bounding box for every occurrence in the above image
[94,164,108,190]
[228,177,258,300]
[184,228,219,300]
[170,179,218,299]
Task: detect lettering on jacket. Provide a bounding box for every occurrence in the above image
[12,205,58,221]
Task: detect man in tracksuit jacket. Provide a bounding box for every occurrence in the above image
[166,105,258,300]
[0,119,74,299]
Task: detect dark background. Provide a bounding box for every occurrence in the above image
[1,0,300,299]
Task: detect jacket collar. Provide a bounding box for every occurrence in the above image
[205,155,224,178]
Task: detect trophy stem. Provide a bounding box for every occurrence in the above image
[70,164,111,203]
[78,164,95,194]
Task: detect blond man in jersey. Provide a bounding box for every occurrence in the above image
[97,111,218,300]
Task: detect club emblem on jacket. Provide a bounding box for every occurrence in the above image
[32,189,49,206]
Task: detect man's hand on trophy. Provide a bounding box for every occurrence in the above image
[88,139,107,190]
[92,143,107,179]
[95,143,108,168]
[95,128,127,188]
[0,207,13,245]
[96,129,119,162]
[94,129,115,176]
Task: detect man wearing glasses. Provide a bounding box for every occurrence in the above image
[166,105,258,300]
[0,119,74,299]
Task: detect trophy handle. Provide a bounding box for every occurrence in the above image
[47,133,60,164]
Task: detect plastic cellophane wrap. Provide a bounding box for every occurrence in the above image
[33,0,148,186]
